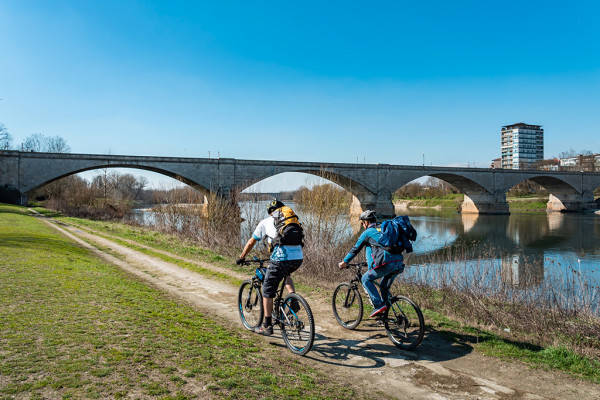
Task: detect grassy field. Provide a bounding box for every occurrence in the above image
[506,197,548,211]
[0,204,372,400]
[393,194,463,209]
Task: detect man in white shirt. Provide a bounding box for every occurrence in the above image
[237,200,303,335]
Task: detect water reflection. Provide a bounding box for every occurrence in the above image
[501,253,544,288]
[405,209,600,290]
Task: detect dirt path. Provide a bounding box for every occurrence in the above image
[39,215,600,400]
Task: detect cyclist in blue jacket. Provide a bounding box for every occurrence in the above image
[338,210,404,317]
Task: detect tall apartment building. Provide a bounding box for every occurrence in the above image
[501,123,544,169]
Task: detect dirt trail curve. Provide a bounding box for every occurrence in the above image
[38,215,600,400]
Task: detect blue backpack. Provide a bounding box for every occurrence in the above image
[377,216,417,254]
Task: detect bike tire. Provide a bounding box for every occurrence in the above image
[332,282,363,330]
[383,295,424,351]
[279,293,315,356]
[238,279,264,331]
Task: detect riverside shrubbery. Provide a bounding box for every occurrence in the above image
[403,247,600,359]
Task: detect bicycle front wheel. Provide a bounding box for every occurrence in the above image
[332,283,363,329]
[238,279,264,331]
[383,295,424,351]
[279,293,315,356]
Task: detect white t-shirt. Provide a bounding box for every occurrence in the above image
[252,216,303,261]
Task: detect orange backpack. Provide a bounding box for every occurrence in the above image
[271,206,304,246]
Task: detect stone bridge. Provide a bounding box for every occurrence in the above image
[1,150,600,216]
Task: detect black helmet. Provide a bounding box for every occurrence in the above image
[267,199,285,214]
[359,210,377,222]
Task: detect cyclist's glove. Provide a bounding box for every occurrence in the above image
[235,257,245,265]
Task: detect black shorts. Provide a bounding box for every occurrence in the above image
[262,259,303,298]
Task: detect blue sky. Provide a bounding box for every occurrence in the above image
[1,1,599,190]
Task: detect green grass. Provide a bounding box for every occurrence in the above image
[393,194,463,208]
[507,199,548,211]
[50,214,319,297]
[394,194,550,211]
[0,203,371,399]
[52,215,234,266]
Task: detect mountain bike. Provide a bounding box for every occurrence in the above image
[237,259,315,356]
[332,262,424,351]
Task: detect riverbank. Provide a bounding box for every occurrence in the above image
[393,194,463,210]
[394,195,550,211]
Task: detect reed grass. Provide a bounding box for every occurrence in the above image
[404,247,600,359]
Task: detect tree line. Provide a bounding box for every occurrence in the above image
[0,125,71,153]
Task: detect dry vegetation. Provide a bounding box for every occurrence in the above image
[404,247,600,359]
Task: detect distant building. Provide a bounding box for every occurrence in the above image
[501,123,544,169]
[559,157,578,167]
[490,158,501,169]
[539,158,559,171]
[559,154,600,172]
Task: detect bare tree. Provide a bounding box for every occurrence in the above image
[114,173,148,201]
[45,135,71,153]
[558,148,578,159]
[0,123,12,150]
[22,133,46,152]
[21,133,71,153]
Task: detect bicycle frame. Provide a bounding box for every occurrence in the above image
[246,259,292,321]
[333,261,425,350]
[238,258,315,355]
[346,263,399,307]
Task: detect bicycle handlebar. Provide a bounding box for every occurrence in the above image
[240,258,269,266]
[346,262,368,268]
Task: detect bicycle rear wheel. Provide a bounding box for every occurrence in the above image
[383,295,424,351]
[238,279,264,331]
[279,293,315,356]
[332,283,363,329]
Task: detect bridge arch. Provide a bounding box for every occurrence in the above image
[24,164,213,197]
[390,172,509,215]
[238,168,379,215]
[504,175,595,212]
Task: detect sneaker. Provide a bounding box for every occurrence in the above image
[370,305,388,318]
[254,325,273,336]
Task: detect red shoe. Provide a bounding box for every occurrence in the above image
[370,305,388,318]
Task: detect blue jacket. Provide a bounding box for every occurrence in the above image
[343,223,404,269]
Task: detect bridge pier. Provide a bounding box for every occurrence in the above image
[461,193,509,215]
[353,190,395,219]
[546,193,597,212]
